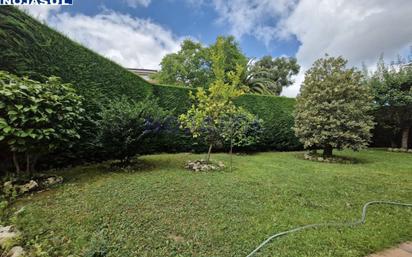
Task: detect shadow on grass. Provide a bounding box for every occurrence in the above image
[294,152,371,165]
[47,157,160,185]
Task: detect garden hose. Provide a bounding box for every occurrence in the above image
[246,201,412,257]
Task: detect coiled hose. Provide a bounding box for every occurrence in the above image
[246,201,412,257]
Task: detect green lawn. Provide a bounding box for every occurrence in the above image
[8,150,412,257]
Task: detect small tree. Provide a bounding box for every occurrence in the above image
[98,97,170,165]
[0,71,84,174]
[179,37,245,163]
[220,109,263,170]
[369,58,412,149]
[293,55,375,157]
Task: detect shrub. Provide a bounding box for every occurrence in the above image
[98,97,171,165]
[0,71,83,174]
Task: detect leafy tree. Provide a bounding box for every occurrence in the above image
[293,55,374,157]
[0,71,84,174]
[244,56,300,95]
[220,109,263,170]
[208,36,248,77]
[179,37,245,163]
[369,58,412,149]
[154,40,211,88]
[155,36,247,89]
[98,97,171,165]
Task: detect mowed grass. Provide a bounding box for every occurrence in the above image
[8,150,412,257]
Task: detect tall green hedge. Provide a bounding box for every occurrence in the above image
[149,84,301,152]
[0,6,302,160]
[0,6,152,103]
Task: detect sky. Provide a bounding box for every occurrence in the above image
[20,0,412,97]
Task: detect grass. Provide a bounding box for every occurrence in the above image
[6,149,412,257]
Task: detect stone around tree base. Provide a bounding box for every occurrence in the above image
[185,160,225,172]
[0,226,20,248]
[7,246,26,257]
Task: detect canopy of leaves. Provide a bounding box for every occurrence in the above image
[179,37,247,160]
[245,56,300,95]
[98,97,171,164]
[293,56,374,154]
[155,36,247,89]
[154,40,211,88]
[0,71,84,172]
[0,71,83,152]
[369,58,412,131]
[220,108,263,148]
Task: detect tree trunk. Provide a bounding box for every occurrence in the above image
[401,127,410,149]
[26,153,30,175]
[323,145,333,157]
[12,152,20,173]
[206,144,213,164]
[30,154,39,174]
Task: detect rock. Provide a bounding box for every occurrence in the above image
[408,149,412,153]
[18,180,38,194]
[0,226,20,248]
[3,181,12,188]
[8,246,25,257]
[185,160,223,172]
[42,176,63,187]
[3,181,14,195]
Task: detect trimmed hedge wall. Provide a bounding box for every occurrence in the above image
[150,84,302,152]
[0,6,152,103]
[0,7,302,160]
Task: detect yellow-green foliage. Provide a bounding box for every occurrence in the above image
[179,37,246,151]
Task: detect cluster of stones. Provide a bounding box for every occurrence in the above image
[3,175,63,197]
[303,153,354,164]
[185,160,225,172]
[387,148,412,153]
[0,176,64,256]
[0,226,25,257]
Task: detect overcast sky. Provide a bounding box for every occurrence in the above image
[21,0,412,97]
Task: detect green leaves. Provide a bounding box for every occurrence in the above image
[98,96,171,163]
[156,36,247,89]
[294,55,374,153]
[180,37,247,152]
[0,70,83,157]
[245,56,300,96]
[368,59,412,141]
[3,126,12,133]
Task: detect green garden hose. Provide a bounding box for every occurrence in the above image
[246,201,412,257]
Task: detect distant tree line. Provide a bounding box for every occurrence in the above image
[153,36,300,96]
